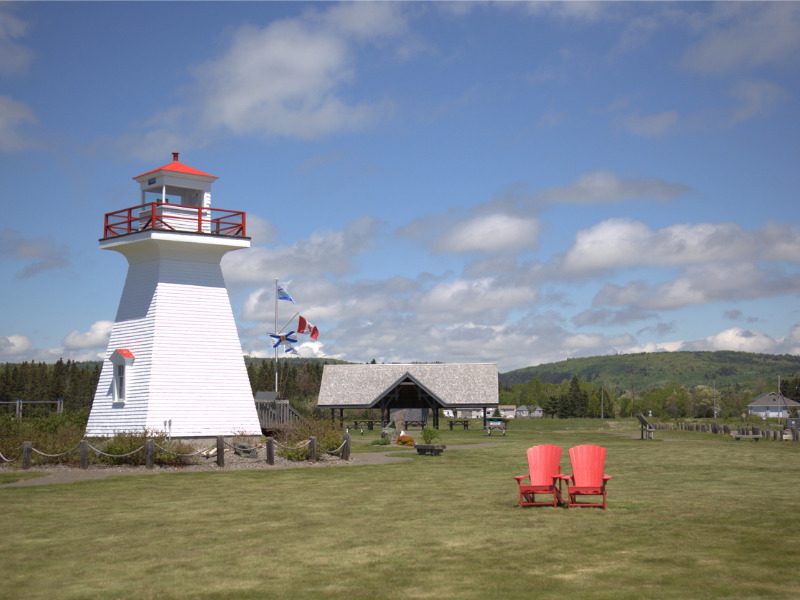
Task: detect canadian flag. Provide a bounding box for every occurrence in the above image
[297,315,319,340]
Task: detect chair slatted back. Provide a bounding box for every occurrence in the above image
[568,444,606,487]
[527,444,562,487]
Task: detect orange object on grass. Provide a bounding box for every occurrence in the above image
[513,444,566,509]
[564,444,612,510]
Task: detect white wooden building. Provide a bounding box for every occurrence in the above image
[85,154,261,437]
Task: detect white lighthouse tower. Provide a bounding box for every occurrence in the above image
[86,153,261,437]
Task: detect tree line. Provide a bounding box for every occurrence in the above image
[0,360,101,413]
[501,374,800,419]
[0,358,329,417]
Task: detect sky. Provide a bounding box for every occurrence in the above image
[1,1,799,373]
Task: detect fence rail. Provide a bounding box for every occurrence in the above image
[103,202,247,239]
[1,434,350,470]
[255,398,304,432]
[0,398,63,418]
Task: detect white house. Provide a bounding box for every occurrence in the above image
[85,154,261,437]
[747,392,800,419]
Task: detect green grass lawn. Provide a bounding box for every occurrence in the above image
[2,419,800,599]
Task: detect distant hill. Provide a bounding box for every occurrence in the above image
[500,351,800,392]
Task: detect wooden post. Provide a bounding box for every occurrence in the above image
[266,436,275,465]
[216,436,225,467]
[145,439,155,469]
[80,439,89,469]
[308,436,317,462]
[342,432,351,461]
[16,399,22,419]
[22,441,32,469]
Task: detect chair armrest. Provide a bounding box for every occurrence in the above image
[514,475,529,483]
[602,475,612,481]
[557,474,572,483]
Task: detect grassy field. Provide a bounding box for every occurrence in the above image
[2,419,800,599]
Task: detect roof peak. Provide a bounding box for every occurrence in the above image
[134,152,217,180]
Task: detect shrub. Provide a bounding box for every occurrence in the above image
[96,430,197,466]
[277,417,344,460]
[370,436,390,446]
[421,426,439,444]
[0,412,87,466]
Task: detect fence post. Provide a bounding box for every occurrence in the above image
[145,438,155,469]
[16,399,22,419]
[216,436,225,467]
[80,439,89,469]
[266,436,275,465]
[308,436,317,462]
[22,441,32,469]
[342,433,351,461]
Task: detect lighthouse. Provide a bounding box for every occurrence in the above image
[85,153,261,437]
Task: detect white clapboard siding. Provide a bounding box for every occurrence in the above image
[86,232,261,437]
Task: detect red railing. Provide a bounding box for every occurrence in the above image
[103,202,247,239]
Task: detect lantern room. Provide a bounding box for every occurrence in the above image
[102,153,247,240]
[133,151,217,208]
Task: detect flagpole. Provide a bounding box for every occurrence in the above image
[274,278,279,397]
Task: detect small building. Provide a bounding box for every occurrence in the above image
[747,392,800,419]
[498,405,516,419]
[515,405,530,418]
[317,363,499,429]
[531,405,544,418]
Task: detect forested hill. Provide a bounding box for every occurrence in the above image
[500,351,800,392]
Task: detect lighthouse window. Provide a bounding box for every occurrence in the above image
[114,364,126,402]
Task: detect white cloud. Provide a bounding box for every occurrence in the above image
[682,3,800,74]
[691,327,780,354]
[594,263,800,311]
[562,219,760,274]
[0,95,37,153]
[0,334,32,360]
[419,278,537,317]
[620,110,678,137]
[63,321,113,351]
[435,213,539,254]
[0,7,33,75]
[120,2,407,157]
[223,217,381,285]
[539,171,689,204]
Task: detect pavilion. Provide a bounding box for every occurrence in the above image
[317,363,499,429]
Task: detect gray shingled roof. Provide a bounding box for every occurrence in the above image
[317,363,498,408]
[747,392,800,408]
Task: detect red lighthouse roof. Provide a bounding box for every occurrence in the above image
[134,152,217,180]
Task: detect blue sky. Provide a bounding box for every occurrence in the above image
[1,1,799,372]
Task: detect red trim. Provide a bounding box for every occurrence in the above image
[135,160,216,180]
[113,348,135,359]
[102,202,247,239]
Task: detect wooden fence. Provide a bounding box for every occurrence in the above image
[254,398,304,433]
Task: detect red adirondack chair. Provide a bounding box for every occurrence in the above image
[513,444,565,508]
[564,444,612,509]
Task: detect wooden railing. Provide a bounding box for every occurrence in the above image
[255,398,304,433]
[102,202,247,239]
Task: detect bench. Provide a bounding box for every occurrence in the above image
[637,414,655,440]
[415,444,445,456]
[733,433,761,442]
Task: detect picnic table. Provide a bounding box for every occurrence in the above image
[448,419,470,430]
